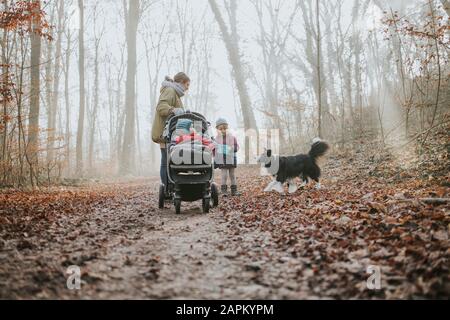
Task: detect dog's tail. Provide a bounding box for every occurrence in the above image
[309,139,330,161]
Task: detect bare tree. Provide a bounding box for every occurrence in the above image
[287,0,331,139]
[316,0,323,138]
[1,0,10,173]
[76,0,85,176]
[141,13,171,170]
[193,20,215,118]
[251,0,297,143]
[209,0,257,162]
[88,3,105,174]
[2,0,447,185]
[114,44,126,168]
[209,0,257,133]
[120,0,140,174]
[63,24,72,175]
[44,4,55,169]
[47,0,64,169]
[28,0,42,186]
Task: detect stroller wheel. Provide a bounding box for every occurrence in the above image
[202,198,210,214]
[174,199,182,215]
[158,185,165,209]
[211,184,219,208]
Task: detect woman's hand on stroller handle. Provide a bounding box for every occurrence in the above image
[172,108,185,116]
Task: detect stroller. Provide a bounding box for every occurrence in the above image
[158,111,219,214]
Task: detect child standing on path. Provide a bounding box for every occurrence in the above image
[215,118,240,196]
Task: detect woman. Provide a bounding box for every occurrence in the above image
[152,72,191,190]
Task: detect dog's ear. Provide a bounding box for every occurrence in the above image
[267,149,272,157]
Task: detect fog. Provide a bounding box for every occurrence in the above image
[1,0,448,185]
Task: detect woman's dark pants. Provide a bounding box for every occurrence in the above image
[160,148,168,188]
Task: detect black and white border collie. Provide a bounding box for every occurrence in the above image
[257,138,330,194]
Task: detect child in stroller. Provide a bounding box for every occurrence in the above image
[159,112,219,214]
[172,119,215,152]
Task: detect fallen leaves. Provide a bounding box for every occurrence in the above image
[433,230,448,241]
[0,181,163,299]
[0,131,448,299]
[219,144,449,299]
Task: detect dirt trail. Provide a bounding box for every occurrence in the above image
[0,177,307,299]
[1,163,448,299]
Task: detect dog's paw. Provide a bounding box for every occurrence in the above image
[288,184,298,194]
[273,182,285,194]
[263,181,276,192]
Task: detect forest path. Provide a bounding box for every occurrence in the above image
[0,161,448,299]
[0,174,308,299]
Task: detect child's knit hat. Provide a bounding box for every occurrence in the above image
[176,119,193,133]
[216,118,228,128]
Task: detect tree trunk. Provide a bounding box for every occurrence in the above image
[120,0,140,175]
[316,0,323,138]
[48,1,64,168]
[76,0,85,176]
[88,37,100,174]
[209,0,257,132]
[28,0,42,186]
[1,0,8,168]
[45,6,55,168]
[135,82,142,174]
[297,0,330,140]
[252,0,287,144]
[209,0,258,163]
[143,39,157,172]
[116,73,124,167]
[64,29,72,176]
